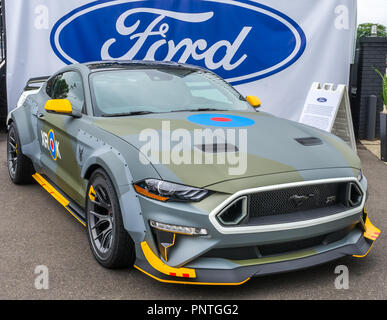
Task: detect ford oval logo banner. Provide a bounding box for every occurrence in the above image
[5,0,357,122]
[50,0,306,85]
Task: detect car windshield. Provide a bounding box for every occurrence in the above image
[89,68,253,116]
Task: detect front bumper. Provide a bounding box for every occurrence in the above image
[133,213,380,285]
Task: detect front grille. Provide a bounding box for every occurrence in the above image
[248,182,348,218]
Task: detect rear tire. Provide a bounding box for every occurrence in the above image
[86,168,135,269]
[7,123,34,184]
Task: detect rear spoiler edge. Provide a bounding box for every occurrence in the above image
[24,76,50,91]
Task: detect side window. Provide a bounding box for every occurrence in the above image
[51,71,85,112]
[45,76,57,98]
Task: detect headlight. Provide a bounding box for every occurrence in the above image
[134,179,209,202]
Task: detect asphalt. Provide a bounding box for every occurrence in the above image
[0,133,386,300]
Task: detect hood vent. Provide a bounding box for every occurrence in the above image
[195,143,239,153]
[295,137,323,146]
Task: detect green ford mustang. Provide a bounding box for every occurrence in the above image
[6,61,380,285]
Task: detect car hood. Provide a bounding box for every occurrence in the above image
[94,111,361,188]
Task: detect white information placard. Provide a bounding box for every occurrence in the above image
[299,82,357,151]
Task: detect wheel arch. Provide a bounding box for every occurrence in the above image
[7,104,39,162]
[81,150,146,244]
[81,151,131,188]
[7,117,13,127]
[83,163,102,181]
[7,114,35,161]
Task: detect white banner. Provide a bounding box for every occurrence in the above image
[5,0,357,121]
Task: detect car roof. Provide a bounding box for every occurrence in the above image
[83,60,206,73]
[49,60,213,84]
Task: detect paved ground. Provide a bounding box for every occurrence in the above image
[360,139,387,164]
[0,133,386,300]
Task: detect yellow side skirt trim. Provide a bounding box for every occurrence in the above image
[134,265,250,286]
[32,173,86,227]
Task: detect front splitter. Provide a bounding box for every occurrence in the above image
[134,215,380,285]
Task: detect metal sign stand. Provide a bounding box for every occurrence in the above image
[299,82,357,152]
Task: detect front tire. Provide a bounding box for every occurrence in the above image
[7,123,34,184]
[86,168,135,269]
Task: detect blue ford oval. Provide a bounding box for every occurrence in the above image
[50,0,306,84]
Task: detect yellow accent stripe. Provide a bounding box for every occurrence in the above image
[32,173,86,227]
[134,184,168,201]
[163,233,176,262]
[353,242,375,258]
[141,241,196,278]
[353,212,380,258]
[88,185,96,201]
[134,265,250,286]
[64,207,87,227]
[363,214,381,241]
[32,173,69,206]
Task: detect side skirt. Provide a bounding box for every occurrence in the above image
[32,173,87,227]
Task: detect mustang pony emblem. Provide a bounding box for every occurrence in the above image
[289,194,315,207]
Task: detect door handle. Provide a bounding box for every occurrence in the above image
[37,112,45,119]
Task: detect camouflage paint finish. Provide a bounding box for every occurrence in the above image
[7,62,371,280]
[94,111,361,189]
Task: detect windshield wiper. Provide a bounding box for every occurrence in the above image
[170,108,228,112]
[101,111,154,117]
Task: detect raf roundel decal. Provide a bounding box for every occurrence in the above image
[48,129,58,160]
[187,114,255,127]
[210,117,232,122]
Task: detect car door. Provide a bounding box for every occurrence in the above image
[37,71,88,206]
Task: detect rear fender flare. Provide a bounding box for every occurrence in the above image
[8,105,40,166]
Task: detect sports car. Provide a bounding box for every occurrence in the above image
[6,61,380,285]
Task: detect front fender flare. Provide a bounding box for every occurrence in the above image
[81,149,146,243]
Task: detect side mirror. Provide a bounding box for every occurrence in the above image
[44,99,82,118]
[246,96,261,108]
